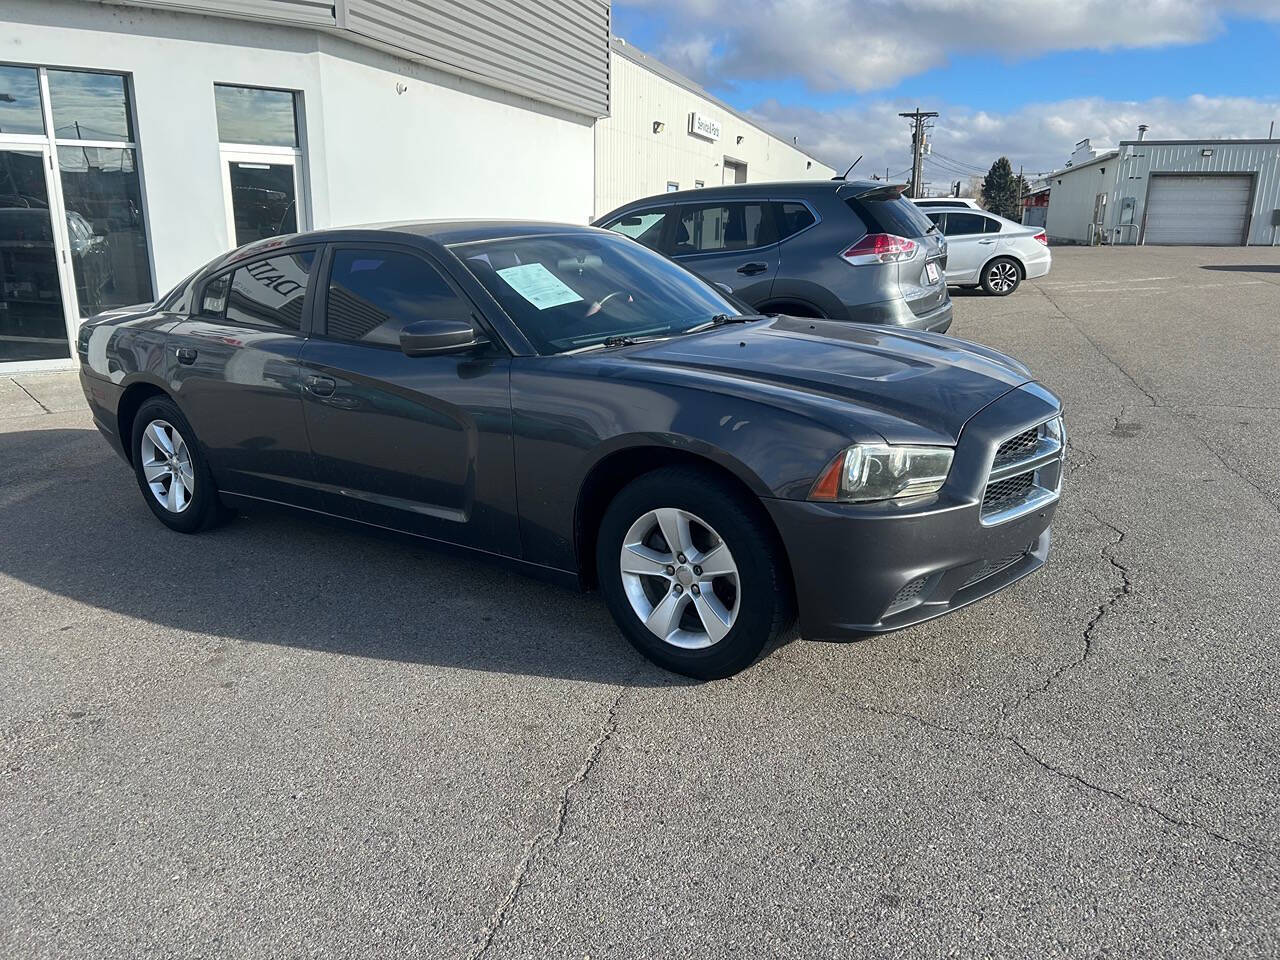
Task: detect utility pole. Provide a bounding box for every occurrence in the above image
[1017,164,1024,222]
[898,108,938,198]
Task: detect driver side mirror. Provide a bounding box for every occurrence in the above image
[400,314,485,357]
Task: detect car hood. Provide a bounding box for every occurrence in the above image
[622,316,1032,445]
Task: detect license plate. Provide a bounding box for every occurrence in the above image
[925,261,940,284]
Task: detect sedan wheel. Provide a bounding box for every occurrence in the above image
[140,419,195,513]
[982,258,1021,296]
[597,466,794,679]
[619,507,740,649]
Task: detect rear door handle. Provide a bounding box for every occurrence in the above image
[175,346,197,365]
[978,239,997,245]
[736,261,769,276]
[305,375,336,397]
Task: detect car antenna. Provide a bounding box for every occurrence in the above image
[833,156,862,180]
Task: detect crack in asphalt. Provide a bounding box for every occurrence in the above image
[1006,736,1277,859]
[1034,283,1278,514]
[9,378,53,415]
[468,687,626,960]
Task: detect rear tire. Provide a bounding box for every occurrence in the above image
[130,396,232,534]
[981,257,1022,296]
[596,466,793,679]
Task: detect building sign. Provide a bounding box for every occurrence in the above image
[688,112,721,142]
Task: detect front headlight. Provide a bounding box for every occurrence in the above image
[809,443,954,503]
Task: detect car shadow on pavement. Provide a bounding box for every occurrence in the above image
[1200,264,1280,273]
[0,427,694,687]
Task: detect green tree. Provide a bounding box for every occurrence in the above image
[981,157,1026,220]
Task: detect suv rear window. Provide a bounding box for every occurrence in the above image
[846,194,936,239]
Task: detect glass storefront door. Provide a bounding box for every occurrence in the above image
[220,151,303,247]
[0,148,73,363]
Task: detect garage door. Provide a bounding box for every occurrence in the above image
[1143,175,1252,245]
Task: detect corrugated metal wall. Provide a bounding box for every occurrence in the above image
[1110,141,1280,245]
[344,0,610,118]
[89,0,611,118]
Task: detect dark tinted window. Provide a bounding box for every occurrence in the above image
[674,202,776,254]
[604,210,668,251]
[925,211,943,226]
[777,202,816,240]
[848,194,935,238]
[982,216,1002,233]
[223,251,314,329]
[325,249,464,345]
[919,200,967,208]
[200,274,230,316]
[941,213,989,237]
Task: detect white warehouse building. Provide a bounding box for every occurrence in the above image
[0,0,831,373]
[594,38,834,217]
[1046,133,1280,246]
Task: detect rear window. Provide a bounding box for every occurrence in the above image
[847,194,936,238]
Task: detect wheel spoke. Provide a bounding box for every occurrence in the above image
[645,590,688,640]
[654,508,692,556]
[166,477,181,512]
[621,543,672,577]
[691,542,736,579]
[146,422,174,455]
[692,589,732,644]
[178,463,195,490]
[143,461,170,483]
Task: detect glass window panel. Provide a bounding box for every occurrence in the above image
[57,145,153,317]
[777,202,816,240]
[326,249,462,345]
[215,85,298,147]
[604,210,667,250]
[48,70,132,142]
[227,161,297,247]
[0,65,45,136]
[226,252,314,330]
[675,202,775,254]
[0,149,69,361]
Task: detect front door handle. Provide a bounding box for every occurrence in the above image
[736,261,769,276]
[175,346,197,365]
[305,375,336,397]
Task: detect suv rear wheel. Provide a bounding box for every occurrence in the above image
[596,466,793,679]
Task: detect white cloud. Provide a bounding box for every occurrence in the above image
[621,0,1279,92]
[747,95,1280,190]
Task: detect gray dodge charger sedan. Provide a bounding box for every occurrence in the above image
[78,221,1064,679]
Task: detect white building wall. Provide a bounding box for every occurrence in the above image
[1044,156,1118,244]
[4,0,595,295]
[594,45,834,218]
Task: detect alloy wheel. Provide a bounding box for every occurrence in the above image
[988,261,1018,293]
[140,419,195,513]
[619,507,740,649]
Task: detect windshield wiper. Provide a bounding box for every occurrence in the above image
[681,313,769,335]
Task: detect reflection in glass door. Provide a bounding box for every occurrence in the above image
[0,148,71,362]
[220,151,302,247]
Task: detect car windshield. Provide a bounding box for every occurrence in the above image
[451,231,744,354]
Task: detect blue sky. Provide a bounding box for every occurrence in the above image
[611,2,1278,183]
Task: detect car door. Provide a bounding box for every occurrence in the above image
[669,200,780,304]
[168,248,321,508]
[936,212,994,283]
[298,243,519,556]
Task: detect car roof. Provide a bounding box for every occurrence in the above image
[613,178,890,208]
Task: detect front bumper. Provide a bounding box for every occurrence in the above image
[764,382,1061,639]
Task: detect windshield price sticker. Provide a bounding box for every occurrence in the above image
[497,263,584,310]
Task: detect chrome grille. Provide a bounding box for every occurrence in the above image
[980,416,1064,525]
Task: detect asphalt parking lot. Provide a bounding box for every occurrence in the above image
[2,245,1278,958]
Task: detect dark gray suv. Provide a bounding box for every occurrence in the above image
[596,179,952,332]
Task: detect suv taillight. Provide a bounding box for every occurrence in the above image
[1033,231,1048,246]
[841,233,917,265]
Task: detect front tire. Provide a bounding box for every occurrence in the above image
[597,466,793,679]
[130,396,230,533]
[981,257,1022,296]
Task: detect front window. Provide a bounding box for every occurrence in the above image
[452,232,743,355]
